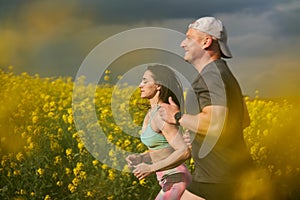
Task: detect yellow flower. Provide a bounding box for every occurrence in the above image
[62,114,68,123]
[21,132,27,139]
[86,191,93,197]
[65,168,72,175]
[108,169,115,181]
[107,135,113,142]
[73,162,84,176]
[92,160,99,166]
[20,189,26,195]
[44,194,51,200]
[32,116,38,124]
[68,183,77,193]
[67,108,72,115]
[136,143,145,151]
[49,101,56,110]
[73,168,80,176]
[37,168,44,176]
[79,171,87,180]
[123,139,131,147]
[10,162,17,168]
[1,156,8,167]
[26,136,32,143]
[76,162,84,170]
[139,178,147,186]
[28,142,34,150]
[54,155,62,165]
[67,115,73,124]
[48,112,55,118]
[133,181,138,186]
[77,142,84,151]
[104,75,110,81]
[109,149,114,157]
[56,181,63,187]
[50,140,60,151]
[0,137,6,143]
[72,177,79,186]
[57,128,63,138]
[44,95,51,101]
[66,148,73,158]
[13,170,21,176]
[52,172,58,179]
[16,152,24,162]
[102,164,108,170]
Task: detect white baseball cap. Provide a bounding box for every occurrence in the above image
[188,17,232,58]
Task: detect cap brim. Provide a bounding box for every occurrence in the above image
[218,40,232,58]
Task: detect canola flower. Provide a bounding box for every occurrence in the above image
[0,68,299,199]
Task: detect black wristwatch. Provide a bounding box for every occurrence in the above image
[174,112,182,126]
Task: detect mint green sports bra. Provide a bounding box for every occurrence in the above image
[140,107,171,150]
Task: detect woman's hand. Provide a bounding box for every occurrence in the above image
[183,129,192,149]
[126,154,142,170]
[133,163,154,180]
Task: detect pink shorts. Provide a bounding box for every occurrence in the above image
[156,163,192,191]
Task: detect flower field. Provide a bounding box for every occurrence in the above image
[0,68,299,200]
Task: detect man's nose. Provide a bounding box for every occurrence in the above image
[180,39,186,48]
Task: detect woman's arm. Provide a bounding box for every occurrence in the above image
[126,151,152,169]
[133,116,190,180]
[140,151,152,163]
[126,112,152,168]
[156,116,191,169]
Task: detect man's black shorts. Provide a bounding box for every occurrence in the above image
[187,180,238,200]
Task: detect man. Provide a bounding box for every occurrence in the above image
[159,16,254,200]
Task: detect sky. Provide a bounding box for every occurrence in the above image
[0,0,300,98]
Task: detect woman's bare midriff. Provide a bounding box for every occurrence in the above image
[149,147,174,163]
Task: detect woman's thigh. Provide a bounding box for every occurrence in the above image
[181,189,206,200]
[155,182,187,200]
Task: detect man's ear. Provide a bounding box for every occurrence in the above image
[202,37,213,49]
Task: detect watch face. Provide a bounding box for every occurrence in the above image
[175,112,182,120]
[175,112,181,126]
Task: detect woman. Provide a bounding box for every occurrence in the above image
[126,64,192,200]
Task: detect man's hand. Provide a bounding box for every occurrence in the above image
[159,97,180,124]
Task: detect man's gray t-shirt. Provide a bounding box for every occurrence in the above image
[185,59,253,183]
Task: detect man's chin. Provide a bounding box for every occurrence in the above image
[183,57,190,63]
[183,55,190,62]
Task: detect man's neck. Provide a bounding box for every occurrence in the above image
[193,54,220,73]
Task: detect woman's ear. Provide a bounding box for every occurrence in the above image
[156,85,161,91]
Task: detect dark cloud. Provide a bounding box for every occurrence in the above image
[0,0,283,24]
[0,0,299,97]
[268,2,300,37]
[77,0,277,24]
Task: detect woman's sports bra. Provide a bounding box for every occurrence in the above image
[140,107,171,150]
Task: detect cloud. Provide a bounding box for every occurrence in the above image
[0,0,299,97]
[211,2,300,97]
[67,0,287,25]
[271,1,300,37]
